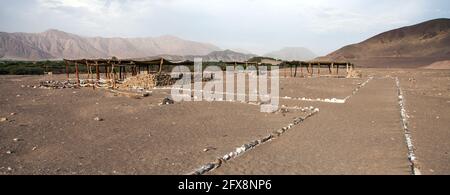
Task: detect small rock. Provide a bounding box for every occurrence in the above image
[214,159,223,167]
[6,150,13,154]
[13,138,22,142]
[94,117,103,121]
[7,167,12,171]
[203,146,216,152]
[21,85,25,88]
[16,94,21,97]
[32,147,37,151]
[0,117,7,122]
[10,113,16,116]
[436,116,440,119]
[162,97,174,105]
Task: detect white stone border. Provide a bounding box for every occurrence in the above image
[395,77,421,175]
[187,107,319,175]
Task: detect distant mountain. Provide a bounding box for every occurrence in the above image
[264,47,316,61]
[0,29,221,60]
[318,18,450,67]
[192,49,257,62]
[138,49,257,62]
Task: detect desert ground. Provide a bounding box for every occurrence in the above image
[0,68,449,175]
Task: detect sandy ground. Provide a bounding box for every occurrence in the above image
[0,68,449,175]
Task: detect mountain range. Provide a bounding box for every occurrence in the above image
[0,29,221,60]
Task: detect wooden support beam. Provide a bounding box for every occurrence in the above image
[111,62,116,88]
[104,65,108,79]
[318,62,321,76]
[290,64,293,77]
[124,66,127,79]
[119,66,122,80]
[85,62,88,80]
[306,64,309,74]
[294,63,298,77]
[95,61,100,81]
[75,62,80,86]
[64,60,69,81]
[158,58,164,73]
[300,63,303,77]
[147,64,150,74]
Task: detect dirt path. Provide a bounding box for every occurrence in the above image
[210,78,411,175]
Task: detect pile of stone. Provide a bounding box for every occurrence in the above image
[154,74,178,86]
[118,74,156,90]
[118,73,179,90]
[346,70,362,78]
[39,80,78,89]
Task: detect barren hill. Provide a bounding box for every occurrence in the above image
[0,29,221,60]
[318,18,450,67]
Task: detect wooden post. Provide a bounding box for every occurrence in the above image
[346,63,349,74]
[64,60,69,81]
[95,61,100,81]
[294,62,298,77]
[289,64,292,77]
[147,64,150,74]
[329,63,332,74]
[104,65,108,79]
[310,63,313,76]
[111,62,116,88]
[337,65,339,75]
[75,62,80,86]
[158,58,164,73]
[119,66,122,80]
[85,63,89,79]
[124,65,127,79]
[318,62,321,76]
[300,63,303,77]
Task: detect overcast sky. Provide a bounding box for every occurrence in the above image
[0,0,449,55]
